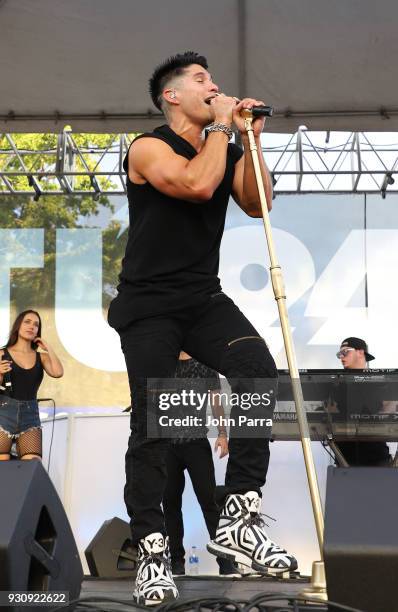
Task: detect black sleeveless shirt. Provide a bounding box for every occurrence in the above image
[108,125,243,330]
[3,348,44,401]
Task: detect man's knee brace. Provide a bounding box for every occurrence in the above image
[219,337,277,432]
[220,336,277,379]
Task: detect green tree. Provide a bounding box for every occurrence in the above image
[0,133,134,310]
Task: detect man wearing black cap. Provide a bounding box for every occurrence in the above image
[335,337,391,466]
[338,337,375,369]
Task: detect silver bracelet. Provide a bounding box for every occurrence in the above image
[207,122,233,140]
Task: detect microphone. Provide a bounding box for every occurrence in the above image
[251,105,273,118]
[212,94,273,117]
[0,355,12,392]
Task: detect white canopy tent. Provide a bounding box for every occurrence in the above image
[1,0,398,133]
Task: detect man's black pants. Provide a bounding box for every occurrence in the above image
[119,293,277,545]
[163,438,219,563]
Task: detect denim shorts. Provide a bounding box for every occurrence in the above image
[0,396,41,437]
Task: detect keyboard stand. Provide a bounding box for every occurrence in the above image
[325,434,349,467]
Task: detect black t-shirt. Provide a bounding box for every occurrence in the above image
[331,369,391,466]
[108,125,243,330]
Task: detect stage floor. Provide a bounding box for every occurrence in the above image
[77,574,322,611]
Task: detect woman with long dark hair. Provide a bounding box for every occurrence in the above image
[0,309,63,461]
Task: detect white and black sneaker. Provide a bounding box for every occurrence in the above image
[207,491,298,575]
[133,532,179,606]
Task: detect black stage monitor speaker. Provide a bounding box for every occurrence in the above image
[0,460,83,611]
[324,466,398,612]
[85,517,137,578]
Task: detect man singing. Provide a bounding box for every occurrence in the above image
[108,51,297,606]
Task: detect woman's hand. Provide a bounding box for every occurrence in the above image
[0,360,12,375]
[38,341,64,378]
[34,337,49,352]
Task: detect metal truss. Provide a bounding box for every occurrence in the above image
[265,129,398,197]
[1,129,398,199]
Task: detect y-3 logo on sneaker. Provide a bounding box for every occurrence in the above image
[147,536,164,550]
[245,496,259,512]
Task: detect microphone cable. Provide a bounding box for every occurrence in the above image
[38,397,56,471]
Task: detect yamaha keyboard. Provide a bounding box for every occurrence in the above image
[273,369,398,441]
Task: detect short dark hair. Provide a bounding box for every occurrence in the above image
[149,51,208,111]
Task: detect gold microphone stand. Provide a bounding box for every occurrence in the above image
[242,109,327,602]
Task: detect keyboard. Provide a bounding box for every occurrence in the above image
[273,369,398,441]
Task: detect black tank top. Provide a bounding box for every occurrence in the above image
[3,348,44,401]
[108,124,243,330]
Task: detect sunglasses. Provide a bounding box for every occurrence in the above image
[336,348,355,359]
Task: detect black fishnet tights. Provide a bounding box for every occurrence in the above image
[0,427,42,459]
[0,429,12,457]
[17,427,42,458]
